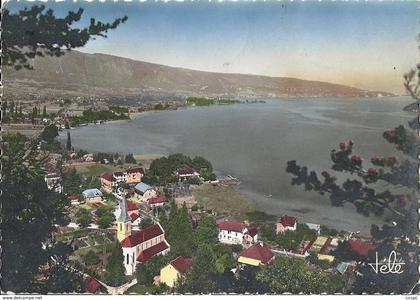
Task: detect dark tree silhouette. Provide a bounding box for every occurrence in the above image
[3,4,127,69]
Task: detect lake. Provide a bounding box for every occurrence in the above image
[59,97,415,235]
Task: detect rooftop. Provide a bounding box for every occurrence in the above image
[134,182,153,194]
[278,215,297,227]
[217,220,246,233]
[82,188,103,198]
[121,223,164,248]
[170,256,193,274]
[137,241,169,263]
[239,243,274,264]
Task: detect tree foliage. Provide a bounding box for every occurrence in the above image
[104,243,126,287]
[0,134,70,292]
[256,256,344,294]
[164,202,195,257]
[3,5,127,69]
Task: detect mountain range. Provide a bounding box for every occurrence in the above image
[3,50,394,102]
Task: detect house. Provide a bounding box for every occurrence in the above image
[44,173,63,193]
[148,195,165,208]
[134,182,157,200]
[347,239,377,259]
[84,276,105,294]
[117,193,170,275]
[244,227,259,246]
[238,243,274,266]
[100,173,117,193]
[160,257,193,288]
[126,167,144,184]
[176,167,200,181]
[217,220,247,245]
[113,171,127,183]
[82,188,104,204]
[276,215,297,234]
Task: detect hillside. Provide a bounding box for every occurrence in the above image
[3,51,393,101]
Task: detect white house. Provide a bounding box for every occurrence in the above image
[113,171,127,183]
[276,215,297,234]
[176,167,200,181]
[217,220,247,245]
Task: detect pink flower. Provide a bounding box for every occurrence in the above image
[348,140,354,146]
[351,155,362,164]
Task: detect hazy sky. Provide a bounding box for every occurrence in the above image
[6,1,419,94]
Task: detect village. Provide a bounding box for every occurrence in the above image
[40,133,379,294]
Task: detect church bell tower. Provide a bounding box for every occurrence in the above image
[117,191,132,242]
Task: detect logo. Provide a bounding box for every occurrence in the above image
[368,250,405,274]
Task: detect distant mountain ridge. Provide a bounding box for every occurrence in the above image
[3,50,394,101]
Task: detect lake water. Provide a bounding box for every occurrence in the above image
[60,97,415,235]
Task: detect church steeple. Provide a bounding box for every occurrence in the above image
[117,191,132,242]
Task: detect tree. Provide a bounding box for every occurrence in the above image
[41,124,58,143]
[135,255,170,286]
[96,206,114,229]
[176,245,217,293]
[194,215,218,246]
[66,132,72,151]
[124,153,136,164]
[139,217,153,229]
[256,256,344,294]
[104,243,126,287]
[76,208,91,228]
[42,105,47,118]
[165,203,195,257]
[0,134,69,292]
[212,244,236,274]
[62,168,83,195]
[3,5,127,70]
[84,250,99,266]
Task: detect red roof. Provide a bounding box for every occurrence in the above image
[126,200,137,211]
[101,173,116,182]
[217,220,246,233]
[137,241,169,263]
[239,243,274,264]
[148,195,165,205]
[130,212,140,222]
[177,167,195,175]
[348,239,377,258]
[279,215,297,227]
[84,277,102,294]
[170,256,193,274]
[114,171,125,177]
[67,195,79,201]
[127,167,144,174]
[121,224,164,248]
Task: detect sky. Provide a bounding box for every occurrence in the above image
[5,0,419,94]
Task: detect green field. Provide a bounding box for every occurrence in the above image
[193,184,256,221]
[76,164,113,177]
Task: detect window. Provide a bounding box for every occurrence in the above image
[126,253,129,265]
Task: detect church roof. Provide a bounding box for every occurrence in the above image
[121,223,164,248]
[137,241,169,263]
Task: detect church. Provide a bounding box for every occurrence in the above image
[116,192,170,275]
